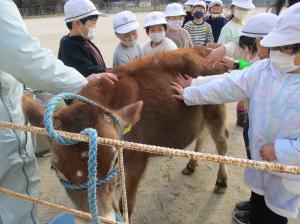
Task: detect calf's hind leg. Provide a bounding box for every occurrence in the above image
[207,121,229,194]
[182,127,207,175]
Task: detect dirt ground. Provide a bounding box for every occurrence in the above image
[24,10,299,224]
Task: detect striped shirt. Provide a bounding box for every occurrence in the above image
[184,21,214,46]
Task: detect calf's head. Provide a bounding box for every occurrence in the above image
[22,93,143,221]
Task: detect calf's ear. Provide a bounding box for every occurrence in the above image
[116,101,143,126]
[22,94,45,127]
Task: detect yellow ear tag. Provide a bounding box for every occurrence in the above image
[123,124,132,135]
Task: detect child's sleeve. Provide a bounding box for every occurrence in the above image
[207,25,214,45]
[183,22,190,33]
[217,25,230,45]
[183,66,258,105]
[275,138,300,166]
[113,50,128,67]
[191,73,232,87]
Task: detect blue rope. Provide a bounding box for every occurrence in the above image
[44,93,124,224]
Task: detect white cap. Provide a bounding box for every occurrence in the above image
[143,11,167,28]
[232,0,255,9]
[165,3,186,17]
[113,11,139,34]
[261,3,300,47]
[184,0,197,5]
[241,13,278,38]
[64,0,103,22]
[192,0,207,9]
[209,0,223,8]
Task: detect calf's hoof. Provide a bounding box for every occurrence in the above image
[213,181,227,194]
[182,165,195,176]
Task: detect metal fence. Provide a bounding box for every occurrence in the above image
[18,0,277,17]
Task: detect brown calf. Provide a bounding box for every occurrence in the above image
[22,47,229,222]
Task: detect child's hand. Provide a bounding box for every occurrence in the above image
[171,82,184,101]
[175,73,193,88]
[260,143,277,161]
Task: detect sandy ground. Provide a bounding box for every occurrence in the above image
[23,10,299,224]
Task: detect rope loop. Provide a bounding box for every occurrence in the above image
[44,93,124,224]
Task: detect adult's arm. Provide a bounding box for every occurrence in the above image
[0,0,87,94]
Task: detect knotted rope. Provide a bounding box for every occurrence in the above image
[44,93,122,224]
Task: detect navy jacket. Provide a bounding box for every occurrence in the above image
[58,35,106,77]
[206,16,227,43]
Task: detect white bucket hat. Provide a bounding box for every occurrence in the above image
[64,0,104,22]
[113,11,139,34]
[261,3,300,47]
[232,0,255,9]
[241,13,278,38]
[184,0,197,5]
[143,11,167,28]
[165,3,186,17]
[209,0,224,8]
[192,0,207,9]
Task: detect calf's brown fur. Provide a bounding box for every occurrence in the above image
[23,47,229,221]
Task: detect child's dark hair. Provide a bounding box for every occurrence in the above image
[145,24,167,34]
[272,43,300,54]
[268,0,300,15]
[66,15,99,30]
[239,35,258,54]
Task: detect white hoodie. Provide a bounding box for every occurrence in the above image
[184,59,300,218]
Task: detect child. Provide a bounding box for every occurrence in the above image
[205,0,226,43]
[183,0,214,46]
[112,11,142,67]
[58,0,107,77]
[208,12,278,127]
[142,11,177,56]
[183,0,196,26]
[173,4,300,224]
[176,12,279,224]
[165,3,193,48]
[217,0,255,44]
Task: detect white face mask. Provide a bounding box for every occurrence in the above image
[149,32,165,43]
[121,39,137,48]
[234,9,248,21]
[270,50,300,73]
[168,20,183,30]
[211,13,221,18]
[80,27,96,40]
[87,27,96,40]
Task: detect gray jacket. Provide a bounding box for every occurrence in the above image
[0,1,87,223]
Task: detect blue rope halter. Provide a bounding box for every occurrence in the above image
[44,93,124,224]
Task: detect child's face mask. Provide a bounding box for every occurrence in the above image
[193,11,204,19]
[234,8,249,21]
[168,20,183,29]
[78,20,97,40]
[149,32,165,43]
[270,50,300,73]
[118,30,138,47]
[121,39,137,47]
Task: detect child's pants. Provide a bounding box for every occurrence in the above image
[249,192,288,224]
